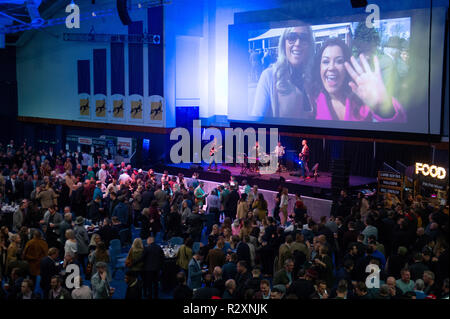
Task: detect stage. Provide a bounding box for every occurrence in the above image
[155,162,377,200]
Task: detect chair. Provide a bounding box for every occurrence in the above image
[109,238,127,259]
[109,247,126,279]
[34,275,43,297]
[192,242,201,254]
[119,228,131,247]
[109,239,121,252]
[168,236,184,246]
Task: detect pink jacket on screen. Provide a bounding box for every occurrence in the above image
[315,92,407,122]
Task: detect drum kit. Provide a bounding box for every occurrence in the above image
[237,152,276,175]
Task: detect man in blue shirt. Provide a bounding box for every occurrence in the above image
[368,240,386,270]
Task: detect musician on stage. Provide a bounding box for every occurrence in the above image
[274,141,285,172]
[208,139,221,171]
[252,141,260,172]
[299,139,310,180]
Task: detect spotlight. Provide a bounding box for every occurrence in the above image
[92,11,96,16]
[152,34,160,44]
[138,3,142,8]
[350,0,368,8]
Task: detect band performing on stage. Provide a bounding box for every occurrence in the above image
[206,138,315,181]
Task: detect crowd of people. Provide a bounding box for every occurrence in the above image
[0,139,448,300]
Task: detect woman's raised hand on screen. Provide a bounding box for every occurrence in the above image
[345,54,392,116]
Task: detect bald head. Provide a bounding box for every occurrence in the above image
[386,277,396,286]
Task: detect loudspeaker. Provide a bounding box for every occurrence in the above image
[190,164,203,172]
[220,169,232,176]
[285,150,298,171]
[350,0,368,8]
[331,159,350,195]
[270,176,285,184]
[117,0,132,25]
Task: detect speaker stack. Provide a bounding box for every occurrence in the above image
[330,159,351,199]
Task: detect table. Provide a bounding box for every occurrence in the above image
[159,244,181,292]
[0,203,17,228]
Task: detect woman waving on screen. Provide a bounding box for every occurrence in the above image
[314,38,406,122]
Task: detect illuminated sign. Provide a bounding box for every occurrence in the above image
[415,163,447,180]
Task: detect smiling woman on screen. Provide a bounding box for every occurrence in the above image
[313,38,406,122]
[251,23,315,119]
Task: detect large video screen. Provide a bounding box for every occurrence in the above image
[228,9,445,134]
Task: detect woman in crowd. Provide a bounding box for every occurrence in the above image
[64,229,78,257]
[280,188,289,226]
[88,241,110,279]
[313,38,406,122]
[176,237,193,273]
[252,193,268,222]
[125,238,144,277]
[237,193,249,220]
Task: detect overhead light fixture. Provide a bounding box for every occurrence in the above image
[26,0,45,26]
[152,34,160,44]
[350,0,368,8]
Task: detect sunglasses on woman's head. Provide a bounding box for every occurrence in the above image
[286,32,310,45]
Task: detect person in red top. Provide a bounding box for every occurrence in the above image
[293,193,307,225]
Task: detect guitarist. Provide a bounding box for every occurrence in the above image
[208,139,221,171]
[299,139,310,180]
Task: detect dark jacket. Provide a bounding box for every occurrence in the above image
[112,202,129,226]
[141,190,155,209]
[48,287,72,299]
[225,190,240,216]
[140,243,165,272]
[173,284,193,299]
[186,213,204,236]
[17,292,41,300]
[222,262,237,281]
[213,278,226,296]
[235,270,252,298]
[125,279,143,299]
[287,278,315,299]
[87,200,101,222]
[193,287,221,299]
[409,262,429,281]
[97,225,120,248]
[40,256,61,292]
[236,242,251,268]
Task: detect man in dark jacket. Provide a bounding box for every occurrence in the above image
[125,271,143,299]
[409,252,430,281]
[173,271,193,299]
[97,217,119,248]
[87,197,102,224]
[287,268,317,299]
[193,273,221,299]
[234,260,251,298]
[40,247,61,299]
[139,236,165,299]
[222,252,238,281]
[186,207,205,243]
[236,236,251,269]
[141,185,155,209]
[224,185,239,220]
